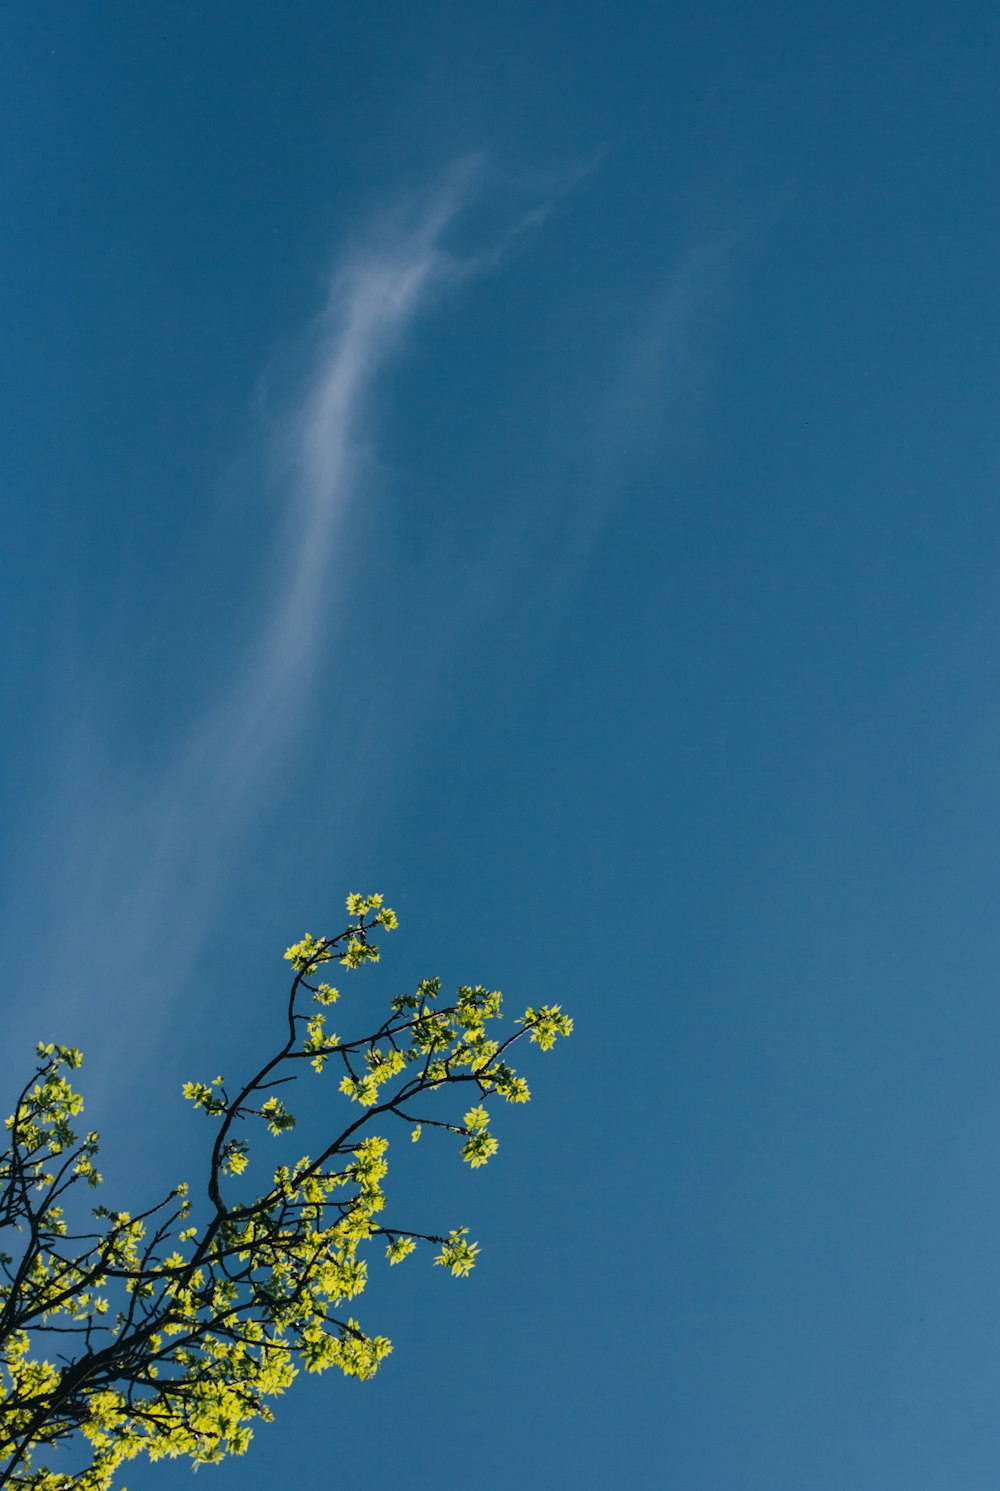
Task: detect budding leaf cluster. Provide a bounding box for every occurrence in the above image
[0,894,571,1491]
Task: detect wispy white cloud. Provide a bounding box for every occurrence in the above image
[182,157,480,812]
[7,161,489,1055]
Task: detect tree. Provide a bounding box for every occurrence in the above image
[0,893,572,1490]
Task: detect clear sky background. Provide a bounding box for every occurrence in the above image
[4,2,1000,1487]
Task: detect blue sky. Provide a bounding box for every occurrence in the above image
[4,2,1000,1486]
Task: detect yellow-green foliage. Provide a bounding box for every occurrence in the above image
[0,895,571,1490]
